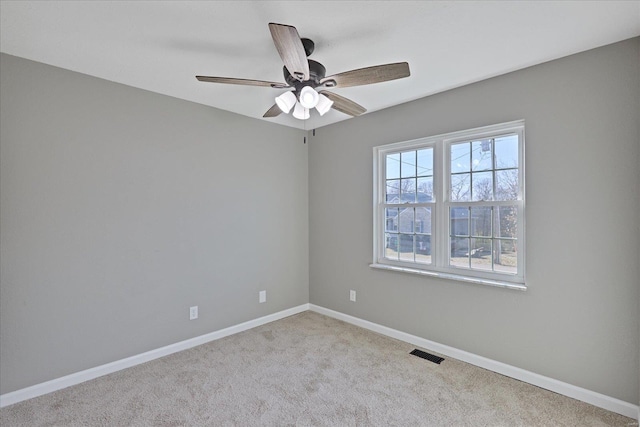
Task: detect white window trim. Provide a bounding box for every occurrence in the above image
[371,120,526,290]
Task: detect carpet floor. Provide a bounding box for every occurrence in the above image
[0,311,635,426]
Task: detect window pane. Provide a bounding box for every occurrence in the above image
[417,177,433,201]
[398,207,414,233]
[470,238,492,271]
[399,234,415,262]
[415,235,431,264]
[385,233,399,260]
[496,206,517,238]
[451,173,471,201]
[415,207,431,234]
[386,179,400,202]
[495,135,519,169]
[385,208,398,232]
[450,207,469,236]
[470,207,492,237]
[450,237,469,268]
[494,239,517,274]
[495,169,518,201]
[377,124,523,280]
[400,178,416,203]
[417,148,433,177]
[450,142,470,173]
[472,139,493,171]
[386,153,400,179]
[401,151,416,178]
[472,171,493,201]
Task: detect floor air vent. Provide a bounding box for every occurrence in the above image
[410,349,444,364]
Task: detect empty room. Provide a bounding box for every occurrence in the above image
[1,1,639,425]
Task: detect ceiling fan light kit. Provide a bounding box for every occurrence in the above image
[196,23,410,121]
[275,91,297,114]
[315,94,333,116]
[276,87,333,117]
[299,86,320,109]
[292,103,310,120]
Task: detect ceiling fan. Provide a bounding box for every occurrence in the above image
[196,23,410,120]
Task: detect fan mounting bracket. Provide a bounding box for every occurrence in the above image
[301,38,315,57]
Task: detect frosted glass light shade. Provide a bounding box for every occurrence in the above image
[299,86,319,109]
[292,102,310,120]
[275,91,297,114]
[315,94,334,116]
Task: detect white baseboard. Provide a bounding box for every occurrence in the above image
[309,304,640,421]
[0,304,310,408]
[3,303,638,421]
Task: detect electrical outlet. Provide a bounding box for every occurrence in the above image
[259,290,266,303]
[350,290,356,302]
[189,306,198,320]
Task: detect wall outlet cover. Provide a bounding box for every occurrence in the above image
[189,306,198,320]
[350,290,356,302]
[259,290,266,303]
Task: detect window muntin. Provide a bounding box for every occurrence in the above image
[447,135,520,275]
[385,148,433,204]
[373,121,525,288]
[448,206,518,274]
[383,147,434,265]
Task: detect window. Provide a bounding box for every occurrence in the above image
[372,121,525,289]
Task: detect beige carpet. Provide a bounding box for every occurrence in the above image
[0,311,635,426]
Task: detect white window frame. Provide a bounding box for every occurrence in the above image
[371,120,526,290]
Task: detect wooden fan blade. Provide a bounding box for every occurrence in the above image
[319,91,367,116]
[263,104,282,118]
[268,23,310,81]
[196,76,289,89]
[320,62,410,88]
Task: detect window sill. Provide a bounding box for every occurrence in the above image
[369,263,527,291]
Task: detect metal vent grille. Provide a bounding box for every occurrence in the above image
[410,349,444,364]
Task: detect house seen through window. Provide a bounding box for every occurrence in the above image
[373,121,525,289]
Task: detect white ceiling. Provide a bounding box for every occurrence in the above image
[1,1,639,130]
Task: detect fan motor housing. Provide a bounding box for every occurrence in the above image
[283,59,326,88]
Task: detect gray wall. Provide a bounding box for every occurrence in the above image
[309,38,639,404]
[2,38,639,406]
[0,54,309,394]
